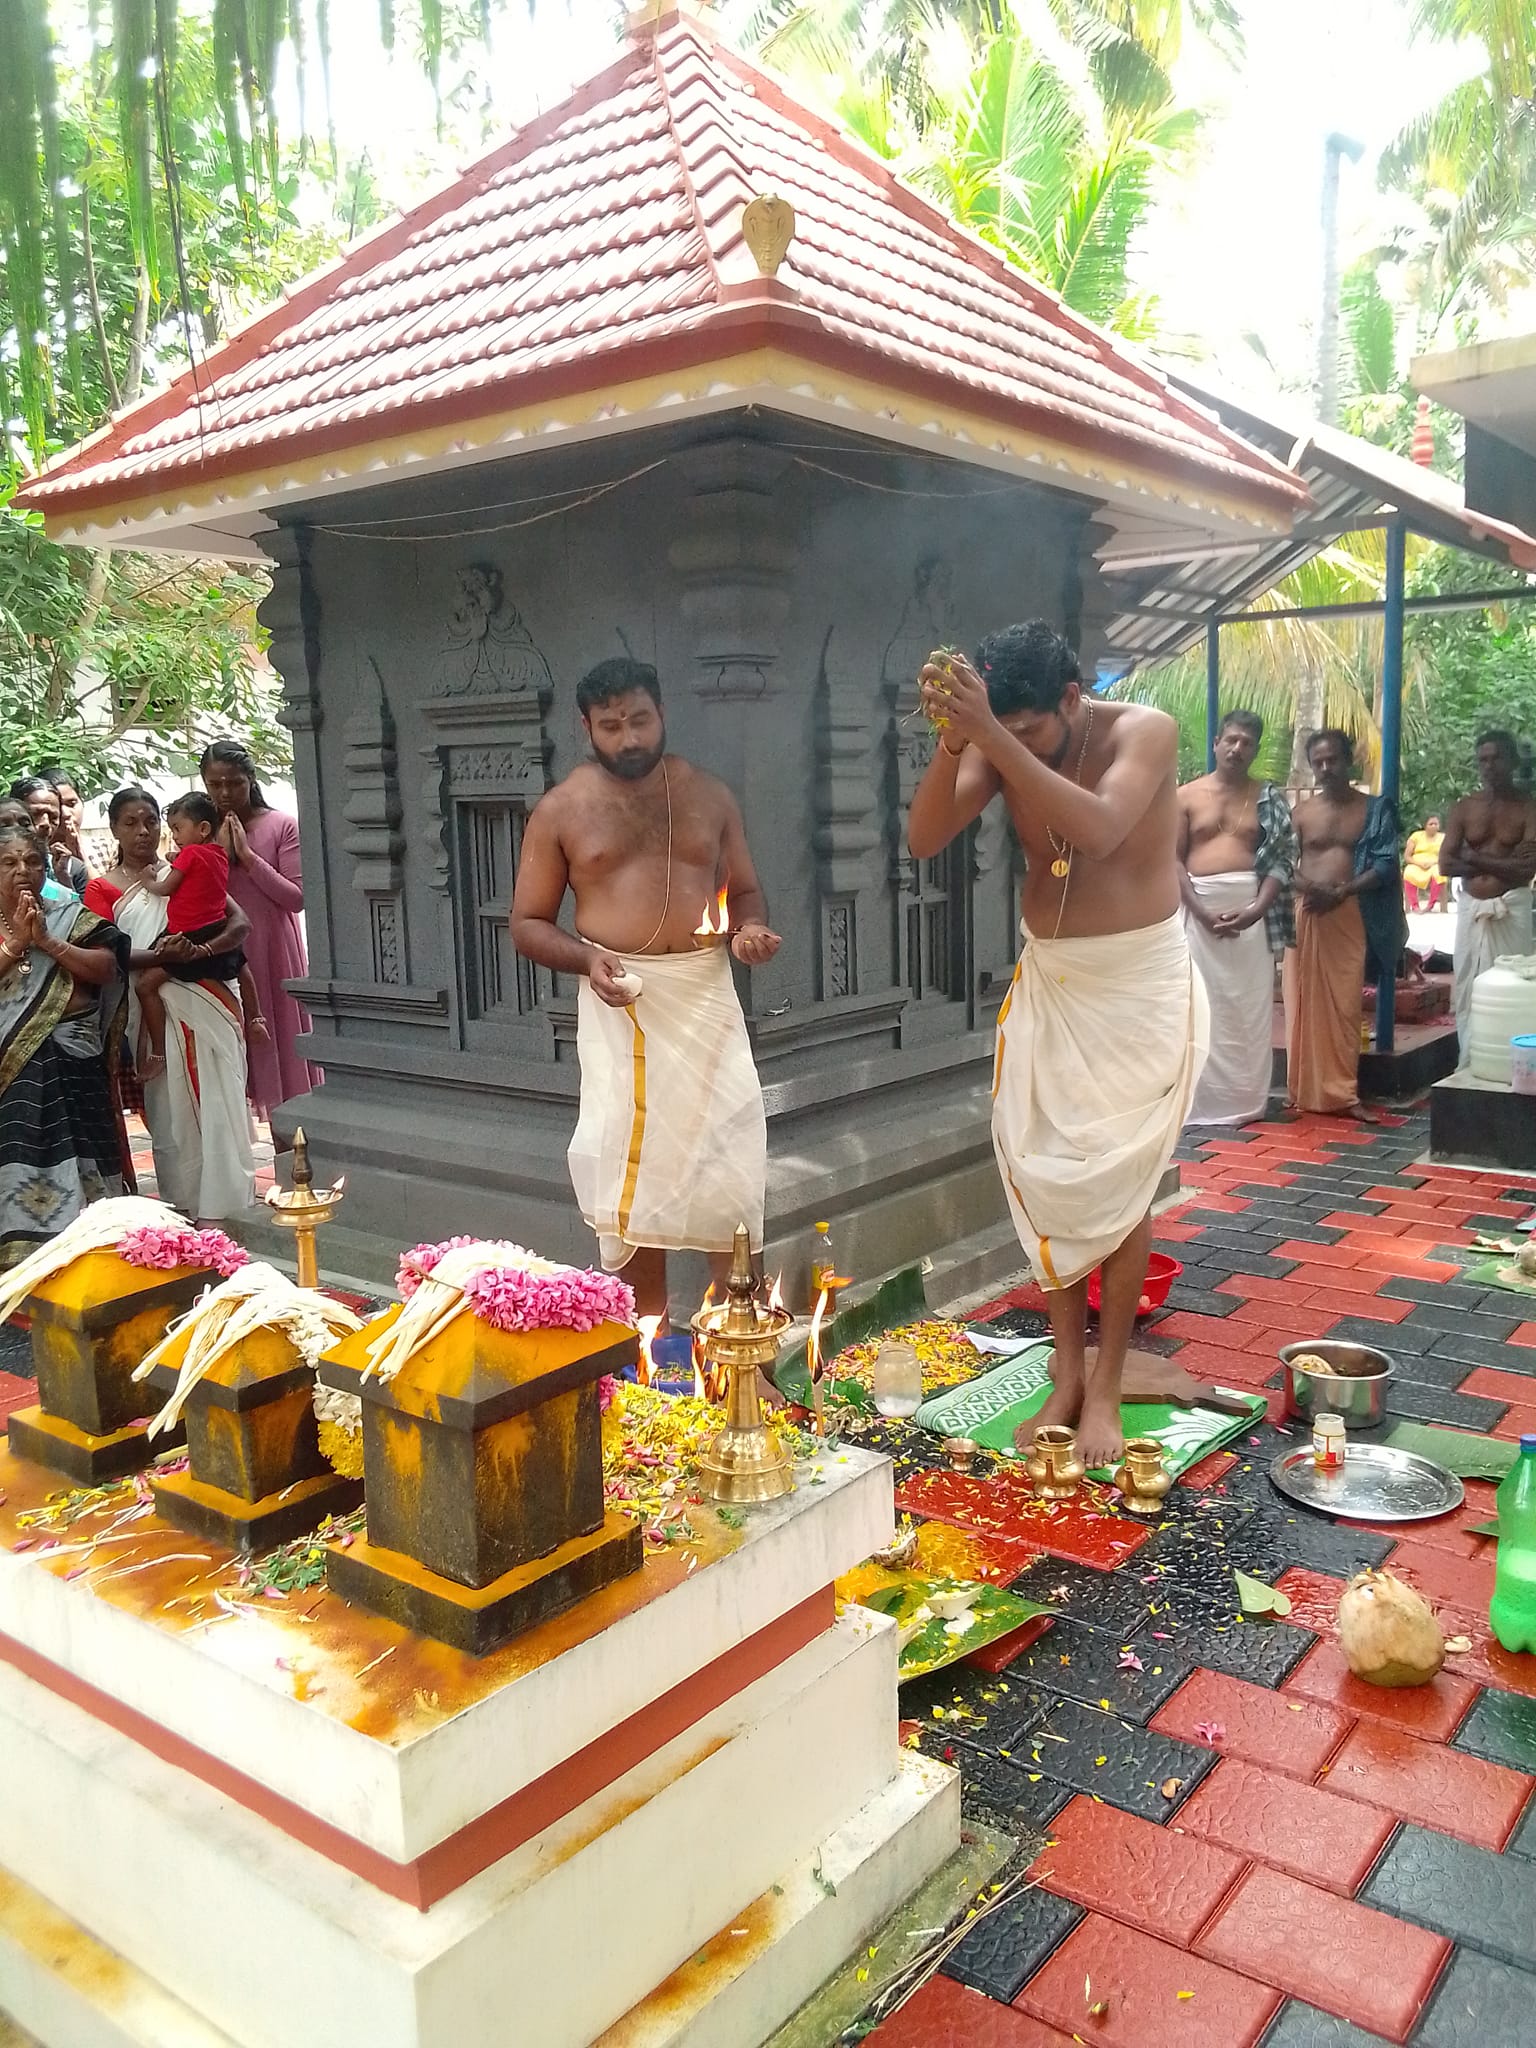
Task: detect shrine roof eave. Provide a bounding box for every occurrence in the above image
[20,299,1310,562]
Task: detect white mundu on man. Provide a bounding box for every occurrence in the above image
[1441,729,1536,1053]
[908,621,1208,1472]
[510,657,779,1322]
[1178,709,1296,1126]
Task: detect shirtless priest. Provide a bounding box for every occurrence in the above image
[911,623,1208,1468]
[510,658,779,1321]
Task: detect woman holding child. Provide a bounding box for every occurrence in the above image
[84,789,256,1222]
[0,822,126,1267]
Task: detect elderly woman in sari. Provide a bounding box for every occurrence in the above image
[85,789,257,1223]
[0,823,127,1268]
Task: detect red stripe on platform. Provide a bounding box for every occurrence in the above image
[0,1584,834,1910]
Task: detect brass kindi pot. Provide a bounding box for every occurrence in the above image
[1025,1425,1085,1500]
[1114,1438,1172,1517]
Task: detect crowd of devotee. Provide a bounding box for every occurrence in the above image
[2,626,1532,1449]
[0,742,314,1268]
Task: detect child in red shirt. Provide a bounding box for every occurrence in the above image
[136,792,251,1081]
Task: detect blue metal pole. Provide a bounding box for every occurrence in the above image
[1205,619,1220,771]
[1374,522,1407,1056]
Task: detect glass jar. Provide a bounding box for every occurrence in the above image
[871,1337,923,1418]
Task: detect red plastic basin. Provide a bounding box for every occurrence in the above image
[1086,1250,1181,1318]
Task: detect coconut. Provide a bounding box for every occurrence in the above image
[1337,1568,1445,1687]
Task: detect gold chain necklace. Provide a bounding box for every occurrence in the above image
[1046,698,1096,880]
[0,906,31,982]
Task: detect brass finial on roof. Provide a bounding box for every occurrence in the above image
[741,194,796,279]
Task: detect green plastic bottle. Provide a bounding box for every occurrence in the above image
[1489,1434,1536,1655]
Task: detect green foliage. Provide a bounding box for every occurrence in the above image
[0,476,283,795]
[744,0,1216,334]
[1399,548,1536,827]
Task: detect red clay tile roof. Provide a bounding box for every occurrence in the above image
[20,9,1307,524]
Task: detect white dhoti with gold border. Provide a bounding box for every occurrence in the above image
[568,943,767,1271]
[991,911,1209,1290]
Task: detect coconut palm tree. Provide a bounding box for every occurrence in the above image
[1,1,503,458]
[1379,0,1536,324]
[738,0,1214,332]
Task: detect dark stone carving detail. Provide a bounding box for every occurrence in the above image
[668,442,799,700]
[372,899,402,985]
[447,745,549,797]
[884,558,967,1004]
[343,659,405,897]
[439,564,554,696]
[825,900,853,1000]
[259,523,323,736]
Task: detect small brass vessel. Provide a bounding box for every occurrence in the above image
[946,1436,980,1475]
[1025,1424,1085,1501]
[1114,1437,1173,1517]
[692,1224,794,1504]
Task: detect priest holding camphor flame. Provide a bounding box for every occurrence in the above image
[910,623,1209,1470]
[511,658,779,1327]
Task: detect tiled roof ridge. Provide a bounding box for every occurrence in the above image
[665,8,1300,496]
[26,37,656,496]
[649,18,762,293]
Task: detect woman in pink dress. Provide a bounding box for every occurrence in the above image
[200,740,320,1122]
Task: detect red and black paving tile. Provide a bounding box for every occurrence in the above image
[873,1106,1536,2047]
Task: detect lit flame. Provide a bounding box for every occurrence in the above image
[767,1272,784,1315]
[694,886,730,940]
[636,1313,661,1389]
[692,1283,716,1402]
[807,1285,832,1436]
[807,1285,831,1381]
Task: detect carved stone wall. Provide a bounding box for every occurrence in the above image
[342,657,407,984]
[813,629,881,1003]
[667,443,799,701]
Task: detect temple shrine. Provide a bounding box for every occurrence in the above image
[14,1,1307,1300]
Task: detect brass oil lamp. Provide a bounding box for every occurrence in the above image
[264,1127,345,1290]
[692,1223,794,1504]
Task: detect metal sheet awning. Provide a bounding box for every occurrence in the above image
[1098,372,1536,671]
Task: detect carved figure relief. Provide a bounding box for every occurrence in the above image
[884,556,959,808]
[439,563,554,695]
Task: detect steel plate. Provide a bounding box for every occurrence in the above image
[1269,1443,1465,1522]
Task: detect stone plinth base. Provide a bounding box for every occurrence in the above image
[0,1442,957,2047]
[326,1511,644,1655]
[7,1407,181,1485]
[151,1467,364,1556]
[1431,1068,1536,1172]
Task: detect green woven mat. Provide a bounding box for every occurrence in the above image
[913,1342,1265,1480]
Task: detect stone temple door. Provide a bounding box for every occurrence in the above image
[421,566,557,1059]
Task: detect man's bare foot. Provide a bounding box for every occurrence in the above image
[1014,1376,1081,1454]
[1077,1387,1125,1470]
[137,1053,166,1083]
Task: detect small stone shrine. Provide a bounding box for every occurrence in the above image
[318,1241,642,1652]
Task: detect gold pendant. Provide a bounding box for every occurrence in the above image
[1050,857,1070,879]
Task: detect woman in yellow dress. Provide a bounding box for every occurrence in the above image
[1403,816,1445,911]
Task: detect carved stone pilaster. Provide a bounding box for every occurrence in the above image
[813,632,880,1002]
[344,659,405,894]
[342,658,408,986]
[259,523,323,736]
[256,520,335,984]
[667,442,799,700]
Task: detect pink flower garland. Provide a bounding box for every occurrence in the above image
[119,1224,249,1278]
[397,1239,634,1335]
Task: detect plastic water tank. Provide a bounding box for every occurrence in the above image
[1469,955,1536,1083]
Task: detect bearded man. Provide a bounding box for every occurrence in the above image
[511,659,779,1321]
